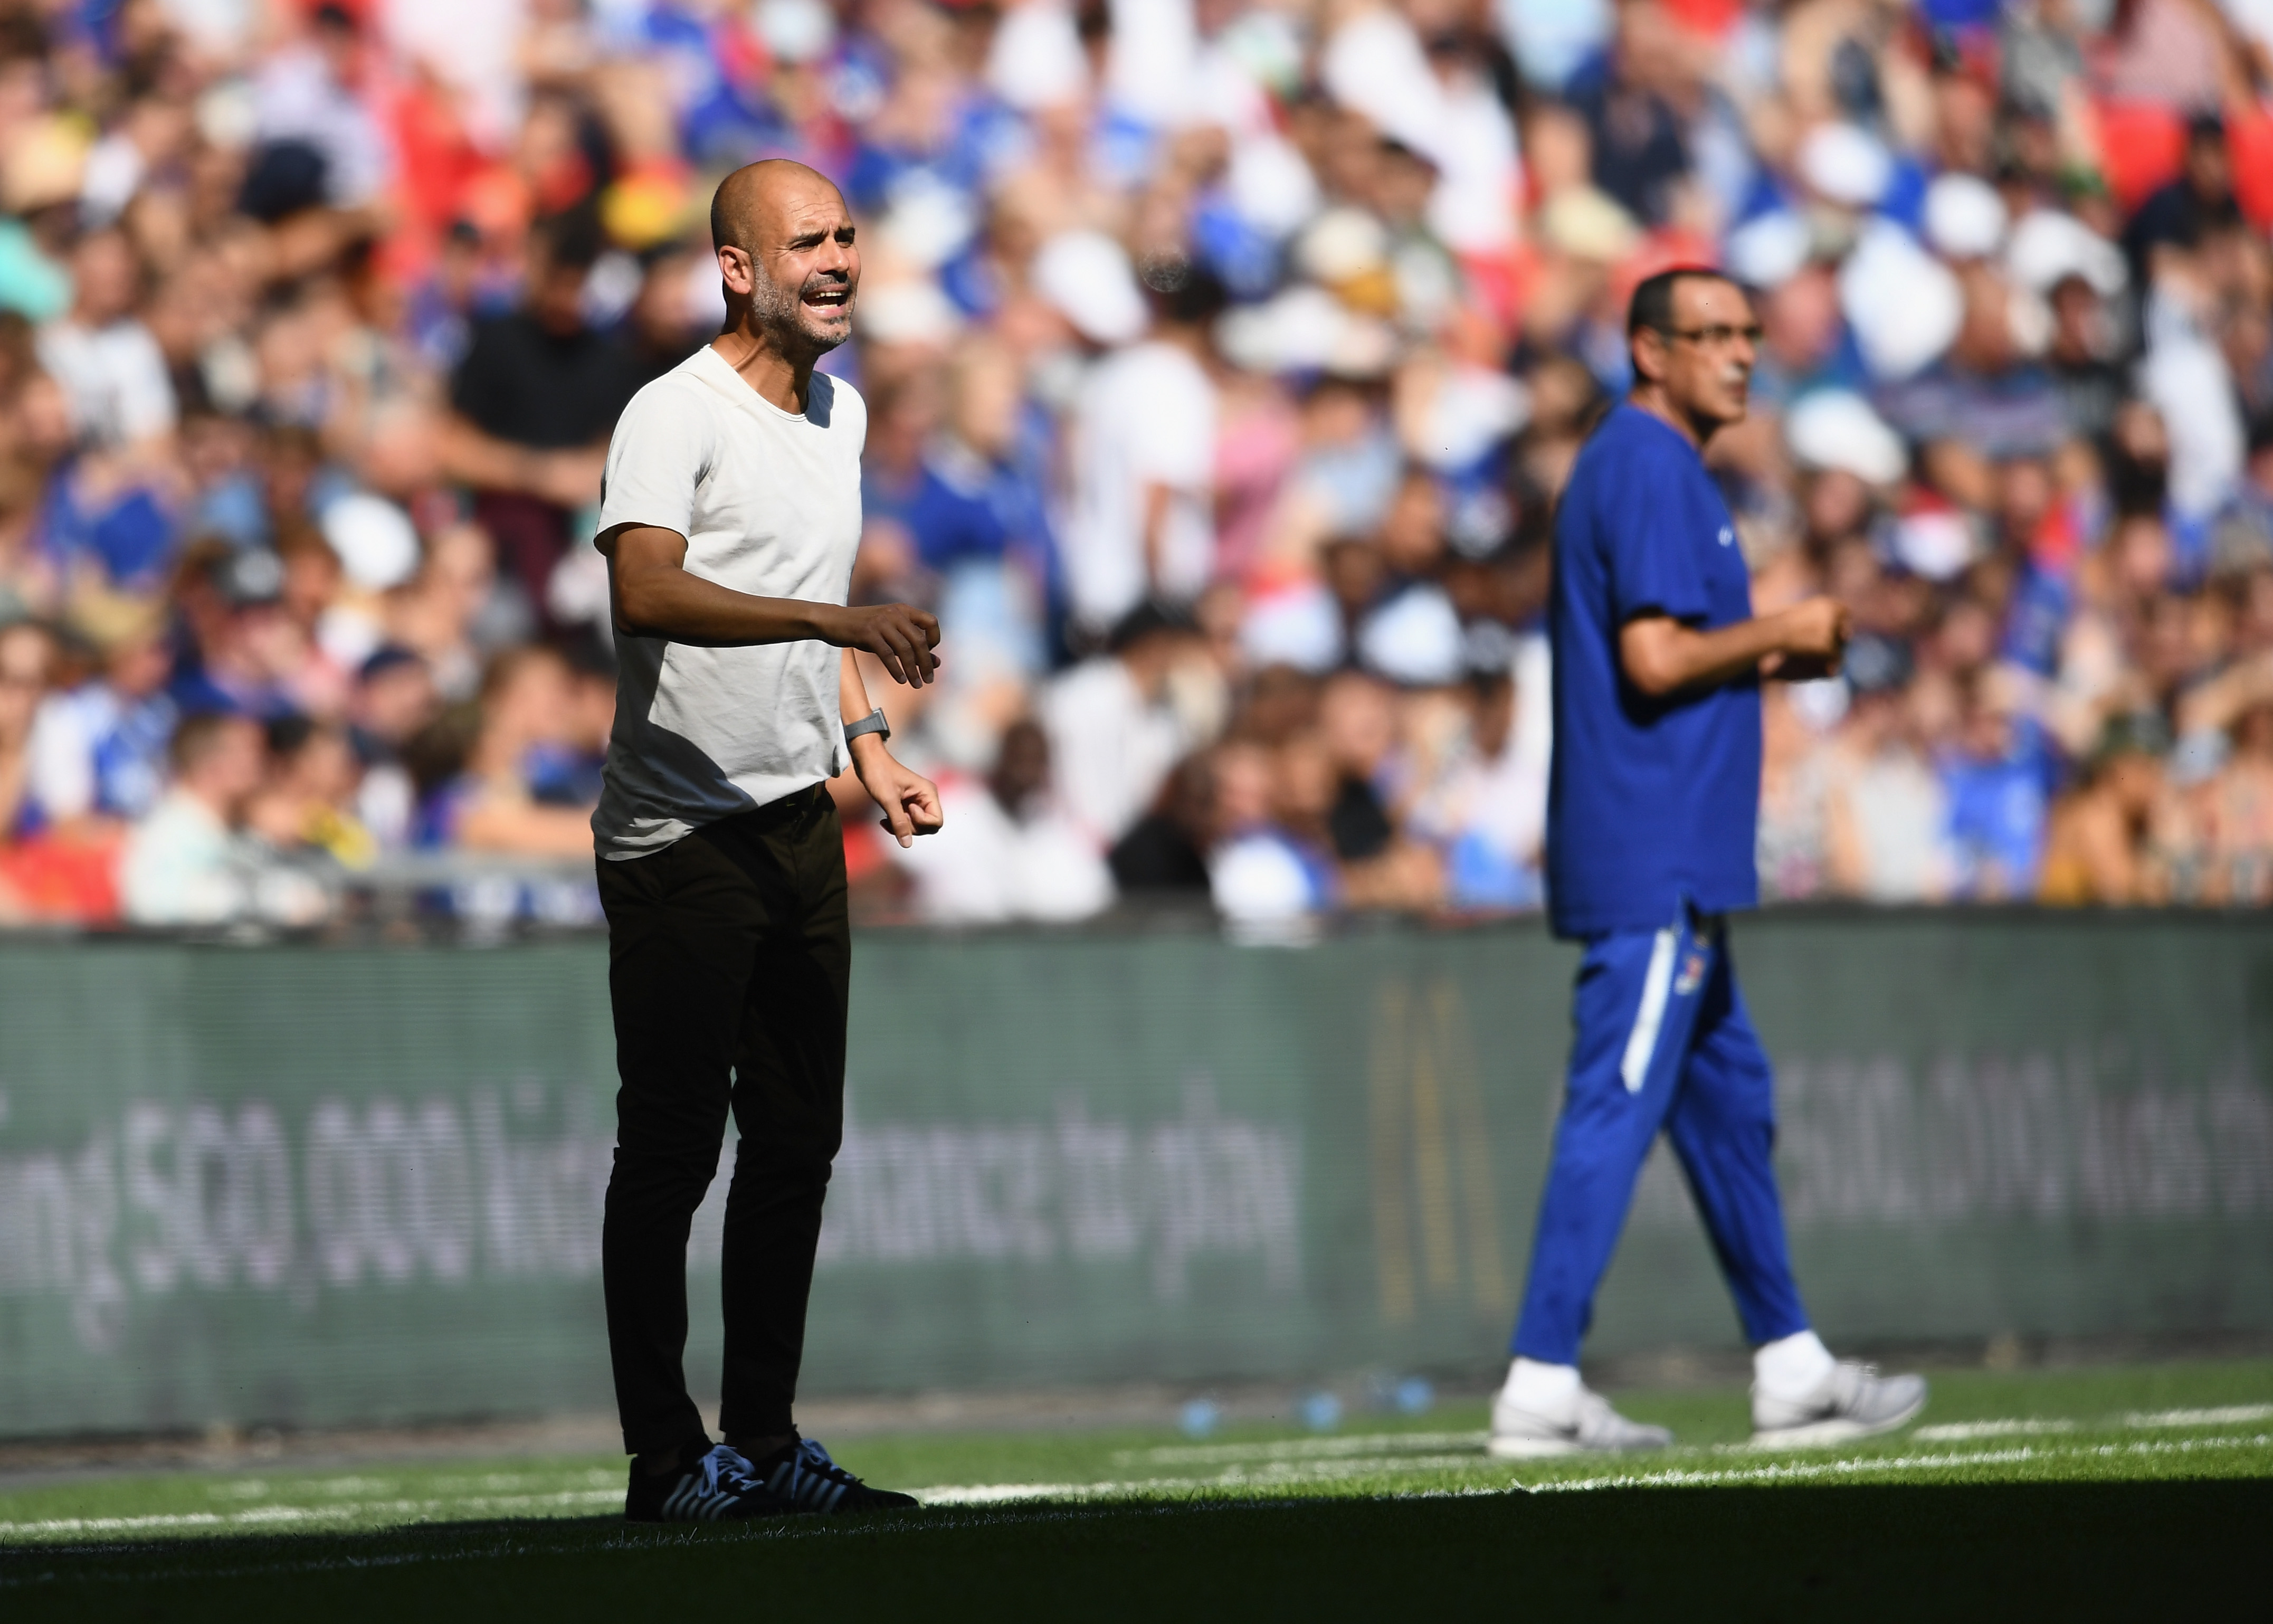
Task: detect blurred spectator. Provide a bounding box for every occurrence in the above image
[1407,663,1547,910]
[245,4,392,216]
[1319,669,1399,861]
[1042,602,1204,850]
[26,599,176,825]
[0,618,52,839]
[2039,715,2189,905]
[1825,682,1957,904]
[2203,698,2273,903]
[248,714,374,869]
[167,544,329,719]
[385,521,529,700]
[120,711,328,926]
[1757,681,1837,904]
[1207,738,1337,927]
[893,717,1113,922]
[346,645,441,851]
[1110,751,1217,900]
[36,228,176,455]
[1938,677,2051,900]
[417,645,595,857]
[440,210,648,605]
[1057,252,1224,638]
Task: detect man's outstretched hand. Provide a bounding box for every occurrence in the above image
[826,603,941,688]
[850,735,942,848]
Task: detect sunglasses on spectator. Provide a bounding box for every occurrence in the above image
[1651,323,1765,348]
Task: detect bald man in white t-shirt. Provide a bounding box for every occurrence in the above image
[594,160,941,1523]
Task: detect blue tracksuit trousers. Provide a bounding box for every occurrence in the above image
[1510,910,1810,1364]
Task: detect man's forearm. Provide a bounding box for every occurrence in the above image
[840,647,872,724]
[615,565,849,647]
[437,414,536,490]
[438,415,604,505]
[607,525,938,681]
[1621,615,1789,696]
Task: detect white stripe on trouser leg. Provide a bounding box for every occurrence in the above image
[1620,926,1680,1093]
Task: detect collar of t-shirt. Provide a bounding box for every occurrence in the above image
[688,343,825,428]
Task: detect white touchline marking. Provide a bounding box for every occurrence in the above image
[2123,1404,2273,1429]
[919,1433,2273,1507]
[0,1488,625,1541]
[1912,1420,2079,1441]
[12,1423,2273,1541]
[1123,1432,1489,1467]
[919,1483,1097,1506]
[1528,1433,2273,1494]
[1526,1447,2048,1492]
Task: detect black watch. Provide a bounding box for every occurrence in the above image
[843,707,889,744]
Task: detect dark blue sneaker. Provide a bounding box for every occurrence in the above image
[624,1444,772,1523]
[738,1437,920,1515]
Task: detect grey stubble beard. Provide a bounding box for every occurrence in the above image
[749,261,851,357]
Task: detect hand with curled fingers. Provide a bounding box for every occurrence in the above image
[828,602,941,688]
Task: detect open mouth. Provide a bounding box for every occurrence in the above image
[804,286,851,314]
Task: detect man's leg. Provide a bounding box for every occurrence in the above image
[1510,920,1711,1364]
[1668,943,1928,1443]
[1494,917,1716,1455]
[598,834,765,1463]
[1661,944,1809,1346]
[715,786,851,1450]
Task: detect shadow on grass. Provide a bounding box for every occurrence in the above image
[4,1477,2267,1621]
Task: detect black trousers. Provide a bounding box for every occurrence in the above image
[596,784,850,1456]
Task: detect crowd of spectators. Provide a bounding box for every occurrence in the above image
[0,0,2270,931]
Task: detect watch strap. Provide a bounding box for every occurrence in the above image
[843,707,890,744]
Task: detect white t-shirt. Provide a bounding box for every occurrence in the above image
[889,770,1114,924]
[35,318,176,447]
[1039,655,1188,847]
[593,345,867,858]
[1061,341,1216,633]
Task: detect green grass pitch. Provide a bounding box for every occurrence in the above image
[2,1359,2268,1620]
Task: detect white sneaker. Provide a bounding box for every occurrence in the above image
[1489,1383,1675,1458]
[1751,1361,1927,1448]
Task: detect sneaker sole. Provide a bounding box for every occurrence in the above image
[1749,1397,1927,1450]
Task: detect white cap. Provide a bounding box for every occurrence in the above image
[2005,207,2127,296]
[1032,230,1147,346]
[1838,219,1962,380]
[755,0,836,63]
[1535,186,1641,263]
[985,1,1088,111]
[857,278,963,347]
[1216,284,1396,377]
[1294,206,1388,283]
[320,492,421,591]
[1408,366,1530,472]
[1923,173,2008,260]
[1798,122,1893,208]
[1226,133,1320,242]
[877,169,978,270]
[1725,209,1811,288]
[1238,581,1344,673]
[1357,583,1464,687]
[1785,390,1908,485]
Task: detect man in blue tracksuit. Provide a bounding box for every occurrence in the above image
[1489,268,1927,1456]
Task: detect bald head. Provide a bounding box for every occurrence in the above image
[708,159,861,358]
[710,159,841,256]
